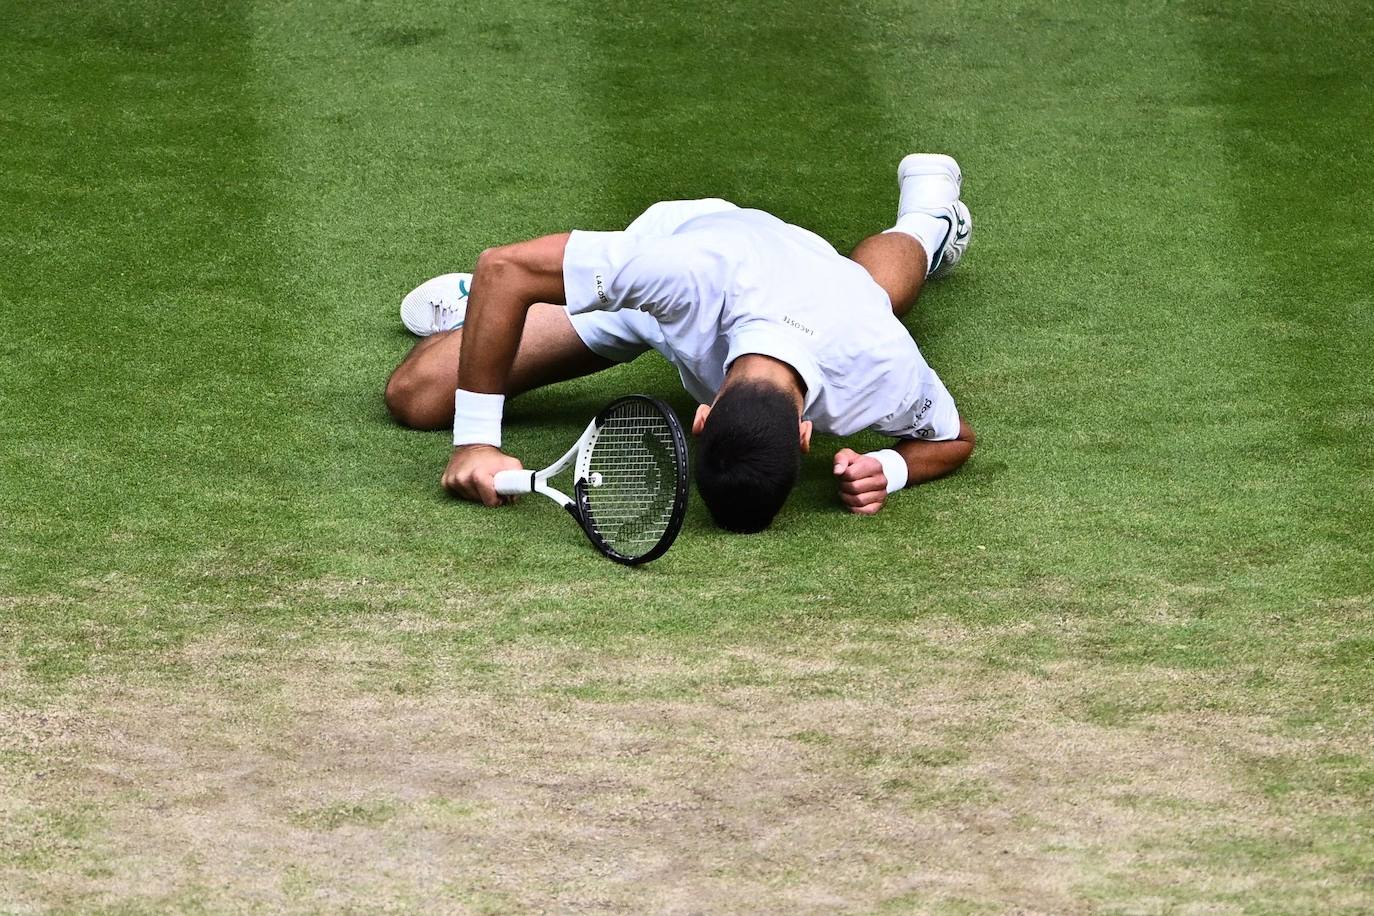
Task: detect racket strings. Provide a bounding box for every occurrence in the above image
[582,402,681,555]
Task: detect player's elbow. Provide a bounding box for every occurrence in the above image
[954,418,975,471]
[472,234,570,305]
[934,416,975,479]
[473,242,555,305]
[478,238,556,281]
[957,416,975,450]
[474,245,518,281]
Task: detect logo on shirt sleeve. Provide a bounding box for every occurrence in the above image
[594,273,610,304]
[878,398,936,439]
[912,399,934,436]
[782,315,814,336]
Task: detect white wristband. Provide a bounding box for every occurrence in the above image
[453,389,505,447]
[865,448,908,494]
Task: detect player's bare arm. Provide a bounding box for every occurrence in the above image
[833,416,975,516]
[442,233,571,506]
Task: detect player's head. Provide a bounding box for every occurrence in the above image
[692,367,812,533]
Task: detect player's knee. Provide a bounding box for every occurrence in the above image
[383,368,417,426]
[385,365,448,430]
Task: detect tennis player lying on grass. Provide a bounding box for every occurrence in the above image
[385,153,976,533]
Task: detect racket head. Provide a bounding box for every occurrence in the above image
[570,395,689,565]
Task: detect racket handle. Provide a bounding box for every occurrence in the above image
[494,469,537,495]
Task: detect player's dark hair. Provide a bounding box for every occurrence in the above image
[695,381,801,533]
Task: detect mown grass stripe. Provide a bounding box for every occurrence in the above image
[567,0,911,249]
[0,1,310,674]
[1193,0,1374,596]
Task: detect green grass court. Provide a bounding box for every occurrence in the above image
[2,0,1372,910]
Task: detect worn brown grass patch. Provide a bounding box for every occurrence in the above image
[4,615,1371,913]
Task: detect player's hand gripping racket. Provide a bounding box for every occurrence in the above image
[493,395,689,565]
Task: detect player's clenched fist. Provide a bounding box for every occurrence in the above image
[443,445,523,506]
[832,448,888,516]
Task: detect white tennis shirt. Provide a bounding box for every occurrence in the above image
[562,201,961,440]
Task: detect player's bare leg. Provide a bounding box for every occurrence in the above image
[850,232,928,318]
[852,153,972,318]
[385,303,615,430]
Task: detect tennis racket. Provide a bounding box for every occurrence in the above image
[493,395,689,565]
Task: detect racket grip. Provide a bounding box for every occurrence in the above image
[494,469,536,495]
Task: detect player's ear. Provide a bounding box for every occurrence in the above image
[692,404,711,436]
[798,419,813,453]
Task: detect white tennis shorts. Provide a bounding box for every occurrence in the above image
[566,198,739,362]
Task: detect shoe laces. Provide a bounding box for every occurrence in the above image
[429,298,460,332]
[423,277,469,332]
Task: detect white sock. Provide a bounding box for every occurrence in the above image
[884,212,948,277]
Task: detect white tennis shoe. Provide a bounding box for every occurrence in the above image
[400,272,472,336]
[898,153,972,280]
